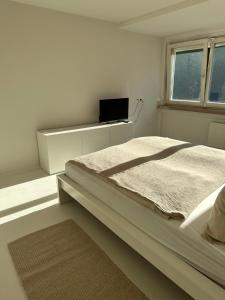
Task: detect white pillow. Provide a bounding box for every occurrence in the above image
[205,186,225,243]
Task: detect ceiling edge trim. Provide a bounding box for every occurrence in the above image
[119,0,208,28]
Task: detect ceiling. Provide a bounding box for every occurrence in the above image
[9,0,225,37]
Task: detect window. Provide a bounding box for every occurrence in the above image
[206,40,225,106]
[172,49,203,101]
[167,37,225,109]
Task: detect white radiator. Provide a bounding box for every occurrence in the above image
[208,122,225,149]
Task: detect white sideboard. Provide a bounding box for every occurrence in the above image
[37,122,134,174]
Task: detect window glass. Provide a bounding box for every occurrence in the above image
[208,45,225,103]
[171,49,203,101]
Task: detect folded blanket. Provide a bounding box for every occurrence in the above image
[69,136,225,219]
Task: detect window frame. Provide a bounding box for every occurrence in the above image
[205,37,225,109]
[166,39,208,107]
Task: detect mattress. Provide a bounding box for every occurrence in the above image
[65,161,225,287]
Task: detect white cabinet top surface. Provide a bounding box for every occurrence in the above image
[38,121,132,136]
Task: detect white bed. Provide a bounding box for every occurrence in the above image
[65,162,225,287]
[57,139,225,300]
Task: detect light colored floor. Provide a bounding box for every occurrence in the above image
[0,169,192,300]
[0,168,57,217]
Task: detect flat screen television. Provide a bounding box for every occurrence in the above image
[99,98,129,123]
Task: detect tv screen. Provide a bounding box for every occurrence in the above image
[99,98,129,123]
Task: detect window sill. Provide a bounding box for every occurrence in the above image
[158,104,225,116]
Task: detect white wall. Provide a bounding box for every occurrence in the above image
[0,0,162,175]
[159,108,225,145]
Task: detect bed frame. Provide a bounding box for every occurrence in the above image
[58,173,225,300]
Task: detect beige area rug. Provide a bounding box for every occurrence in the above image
[8,220,148,300]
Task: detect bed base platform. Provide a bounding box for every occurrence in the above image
[57,173,225,300]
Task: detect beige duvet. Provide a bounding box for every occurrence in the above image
[69,136,225,219]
